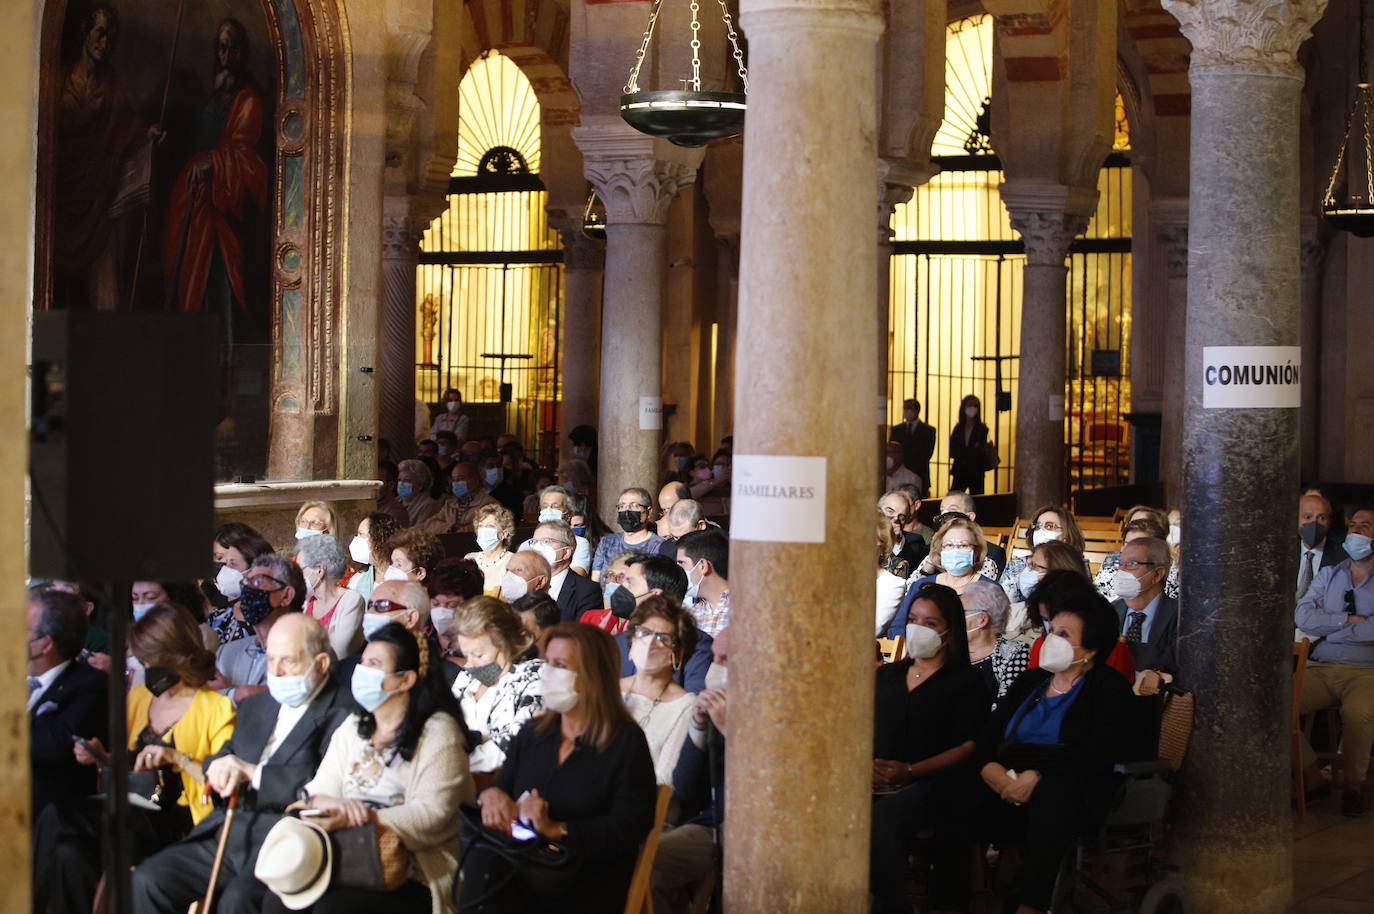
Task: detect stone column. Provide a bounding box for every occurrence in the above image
[576,132,699,522]
[1160,2,1327,912]
[1155,214,1188,506]
[1004,204,1087,513]
[1300,217,1325,481]
[726,1,883,911]
[379,198,425,457]
[877,166,917,492]
[557,227,605,446]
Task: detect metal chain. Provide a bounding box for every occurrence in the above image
[689,0,702,91]
[1324,99,1355,206]
[716,0,749,93]
[1364,87,1374,206]
[624,0,667,94]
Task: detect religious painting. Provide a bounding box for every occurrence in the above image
[49,0,275,348]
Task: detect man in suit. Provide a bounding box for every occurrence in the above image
[613,554,714,693]
[937,490,1008,579]
[27,587,107,820]
[1109,537,1178,675]
[533,519,602,622]
[891,398,936,497]
[133,613,352,914]
[1298,491,1349,599]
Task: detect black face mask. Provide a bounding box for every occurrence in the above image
[144,666,179,697]
[610,585,639,620]
[1300,521,1328,548]
[466,660,503,687]
[238,585,276,626]
[617,510,644,533]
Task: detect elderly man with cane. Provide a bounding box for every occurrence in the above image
[133,614,351,914]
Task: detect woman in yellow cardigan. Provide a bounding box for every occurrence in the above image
[38,602,236,914]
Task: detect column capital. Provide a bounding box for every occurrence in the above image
[1007,210,1090,266]
[574,120,702,226]
[382,199,427,261]
[1161,0,1328,78]
[558,227,606,272]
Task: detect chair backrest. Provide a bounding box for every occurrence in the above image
[1084,550,1114,576]
[1076,515,1121,531]
[1292,638,1311,734]
[876,636,906,664]
[1157,686,1195,771]
[623,784,675,914]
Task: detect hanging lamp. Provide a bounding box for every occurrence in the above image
[619,0,748,147]
[1323,0,1374,236]
[582,190,607,241]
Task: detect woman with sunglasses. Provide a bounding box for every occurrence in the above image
[621,594,699,784]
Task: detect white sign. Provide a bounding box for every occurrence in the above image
[730,455,827,544]
[639,396,663,430]
[1202,346,1301,409]
[1048,394,1064,422]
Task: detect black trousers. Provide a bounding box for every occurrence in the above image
[131,810,280,914]
[261,880,430,914]
[870,780,973,914]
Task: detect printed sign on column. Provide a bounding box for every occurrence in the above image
[1202,346,1301,409]
[730,455,827,543]
[639,397,663,430]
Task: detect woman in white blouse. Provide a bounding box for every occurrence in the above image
[465,504,516,594]
[449,596,544,778]
[620,595,698,785]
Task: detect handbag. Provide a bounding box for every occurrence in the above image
[453,803,578,911]
[327,818,409,892]
[982,440,1001,469]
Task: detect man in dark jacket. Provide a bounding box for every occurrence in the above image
[132,614,352,914]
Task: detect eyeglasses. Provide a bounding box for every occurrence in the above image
[533,536,570,550]
[933,512,968,527]
[245,574,285,591]
[367,600,408,613]
[942,541,976,550]
[1120,560,1158,571]
[616,503,648,512]
[631,626,679,649]
[1033,520,1063,531]
[299,518,329,530]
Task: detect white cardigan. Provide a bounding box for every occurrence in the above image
[305,711,475,914]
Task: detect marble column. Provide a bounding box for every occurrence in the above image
[557,227,605,447]
[1005,206,1087,513]
[379,199,425,457]
[578,144,698,522]
[726,1,883,911]
[1299,218,1325,481]
[1155,216,1188,506]
[1160,1,1327,911]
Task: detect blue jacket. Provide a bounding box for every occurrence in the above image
[883,574,998,639]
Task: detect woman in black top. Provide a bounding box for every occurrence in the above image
[463,622,656,913]
[948,394,991,495]
[870,583,990,914]
[968,584,1149,914]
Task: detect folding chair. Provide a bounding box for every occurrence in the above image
[623,784,674,914]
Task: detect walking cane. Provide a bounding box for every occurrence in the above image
[196,783,240,914]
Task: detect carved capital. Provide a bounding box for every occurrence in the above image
[1007,210,1089,266]
[1161,0,1329,77]
[382,201,425,262]
[559,228,606,272]
[1156,223,1189,278]
[583,158,698,225]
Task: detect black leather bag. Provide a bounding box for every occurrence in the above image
[453,803,578,911]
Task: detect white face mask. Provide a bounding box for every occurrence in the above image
[538,507,564,524]
[703,662,728,691]
[1039,633,1083,674]
[500,570,529,603]
[430,606,456,635]
[539,664,580,713]
[964,611,986,635]
[905,622,945,660]
[349,535,372,565]
[295,526,323,541]
[382,565,411,583]
[1031,528,1061,548]
[303,566,324,600]
[520,540,559,568]
[1167,524,1181,547]
[216,564,244,599]
[1112,569,1143,600]
[964,406,978,418]
[476,528,501,552]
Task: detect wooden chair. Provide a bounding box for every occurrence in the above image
[624,784,674,914]
[877,636,906,664]
[1075,515,1121,532]
[1293,638,1311,822]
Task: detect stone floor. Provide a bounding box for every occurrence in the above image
[1292,799,1374,912]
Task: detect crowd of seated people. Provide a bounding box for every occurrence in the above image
[31,407,1371,913]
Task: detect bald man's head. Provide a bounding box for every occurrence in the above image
[370,580,431,633]
[264,612,333,687]
[507,551,550,592]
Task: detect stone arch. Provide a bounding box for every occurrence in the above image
[34,0,350,480]
[466,0,571,73]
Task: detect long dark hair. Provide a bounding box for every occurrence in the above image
[357,622,470,760]
[908,581,972,669]
[956,394,982,429]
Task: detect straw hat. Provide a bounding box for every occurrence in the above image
[254,816,332,910]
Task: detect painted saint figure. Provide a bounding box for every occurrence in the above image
[161,17,268,336]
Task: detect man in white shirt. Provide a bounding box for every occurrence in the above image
[528,520,601,622]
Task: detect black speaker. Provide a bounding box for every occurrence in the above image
[30,312,218,581]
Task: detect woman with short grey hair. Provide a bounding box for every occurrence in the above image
[292,533,365,658]
[960,578,1028,707]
